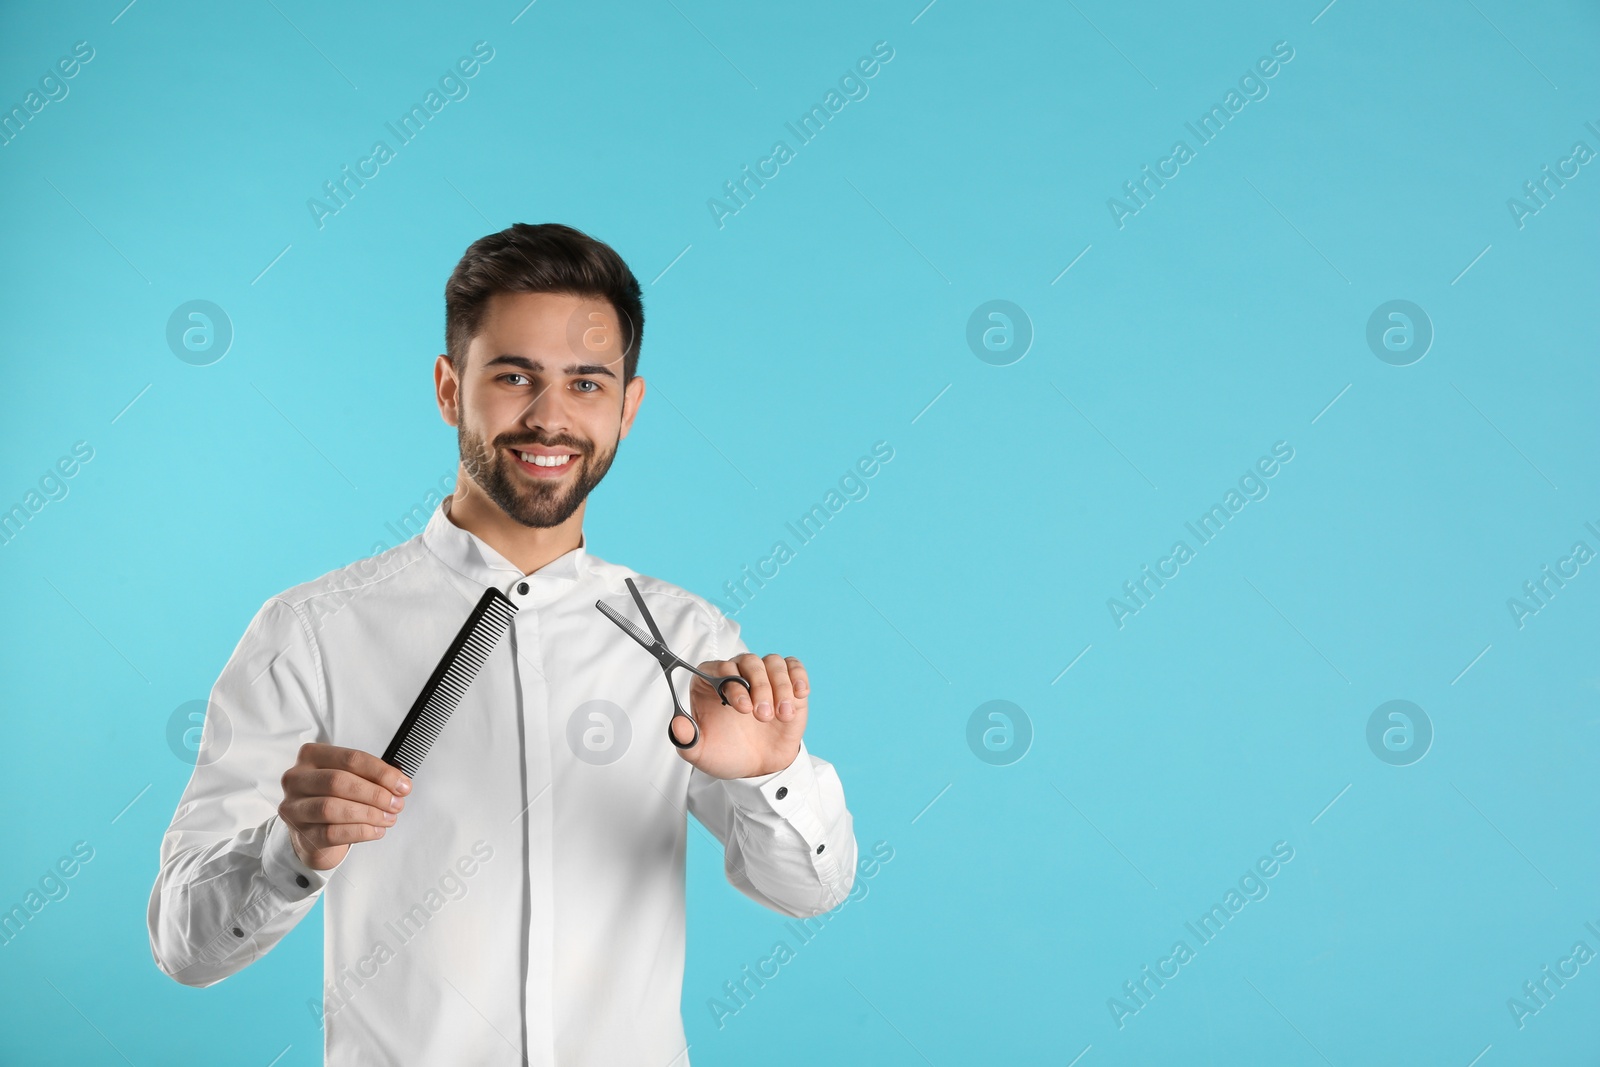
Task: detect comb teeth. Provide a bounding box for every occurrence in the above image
[382,587,518,779]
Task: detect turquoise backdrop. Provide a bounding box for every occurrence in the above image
[2,0,1597,1063]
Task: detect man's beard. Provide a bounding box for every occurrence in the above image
[457,419,617,528]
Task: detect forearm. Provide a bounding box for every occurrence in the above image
[149,595,335,985]
[148,814,330,986]
[702,742,859,918]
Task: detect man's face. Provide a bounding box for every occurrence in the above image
[438,291,643,528]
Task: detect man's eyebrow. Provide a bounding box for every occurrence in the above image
[483,354,618,378]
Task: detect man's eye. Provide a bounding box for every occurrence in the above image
[574,379,600,393]
[501,373,529,386]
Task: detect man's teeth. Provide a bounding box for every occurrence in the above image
[518,451,573,467]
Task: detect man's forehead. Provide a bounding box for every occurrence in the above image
[471,290,624,363]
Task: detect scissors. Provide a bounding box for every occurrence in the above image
[595,577,752,750]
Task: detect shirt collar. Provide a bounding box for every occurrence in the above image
[423,492,588,595]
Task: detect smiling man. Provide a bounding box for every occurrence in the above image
[148,223,858,1065]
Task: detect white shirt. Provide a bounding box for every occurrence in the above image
[147,494,857,1065]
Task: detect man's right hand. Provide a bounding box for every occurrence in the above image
[279,743,412,870]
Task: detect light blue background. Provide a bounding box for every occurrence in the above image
[2,0,1597,1063]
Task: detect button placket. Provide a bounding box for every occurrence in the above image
[512,602,558,1066]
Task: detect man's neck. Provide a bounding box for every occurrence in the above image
[445,472,585,577]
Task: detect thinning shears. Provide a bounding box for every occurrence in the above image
[595,578,752,750]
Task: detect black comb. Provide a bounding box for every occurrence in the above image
[382,586,518,778]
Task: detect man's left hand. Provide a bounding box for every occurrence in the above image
[678,654,808,779]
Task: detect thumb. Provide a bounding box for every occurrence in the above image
[670,713,700,754]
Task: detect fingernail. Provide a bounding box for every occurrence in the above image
[390,795,402,810]
[779,700,793,717]
[384,812,396,823]
[396,778,411,794]
[757,701,771,717]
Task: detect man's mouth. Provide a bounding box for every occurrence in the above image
[508,447,580,478]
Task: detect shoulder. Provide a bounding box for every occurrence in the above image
[584,553,736,651]
[262,537,431,621]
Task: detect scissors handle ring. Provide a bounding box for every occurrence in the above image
[666,675,751,750]
[668,706,700,749]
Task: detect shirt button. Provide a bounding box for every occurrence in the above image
[815,844,825,854]
[295,875,310,889]
[775,786,788,800]
[232,926,244,938]
[517,582,529,594]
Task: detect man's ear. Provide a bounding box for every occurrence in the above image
[435,354,460,427]
[618,375,646,441]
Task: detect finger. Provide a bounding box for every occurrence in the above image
[295,821,389,851]
[735,652,774,720]
[307,743,413,797]
[669,713,698,749]
[304,767,407,814]
[700,660,753,713]
[764,654,796,722]
[274,797,317,846]
[283,794,398,830]
[716,676,753,709]
[785,656,809,699]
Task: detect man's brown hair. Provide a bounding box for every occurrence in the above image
[444,222,645,381]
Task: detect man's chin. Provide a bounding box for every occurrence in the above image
[500,480,583,528]
[465,446,612,528]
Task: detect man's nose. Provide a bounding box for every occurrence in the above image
[516,381,571,432]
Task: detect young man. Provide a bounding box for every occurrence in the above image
[147,223,857,1065]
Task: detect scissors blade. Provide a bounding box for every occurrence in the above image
[595,597,658,651]
[624,577,667,646]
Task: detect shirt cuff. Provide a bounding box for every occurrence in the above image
[261,813,340,901]
[720,741,828,843]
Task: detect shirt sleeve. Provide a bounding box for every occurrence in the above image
[685,610,857,919]
[147,596,344,987]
